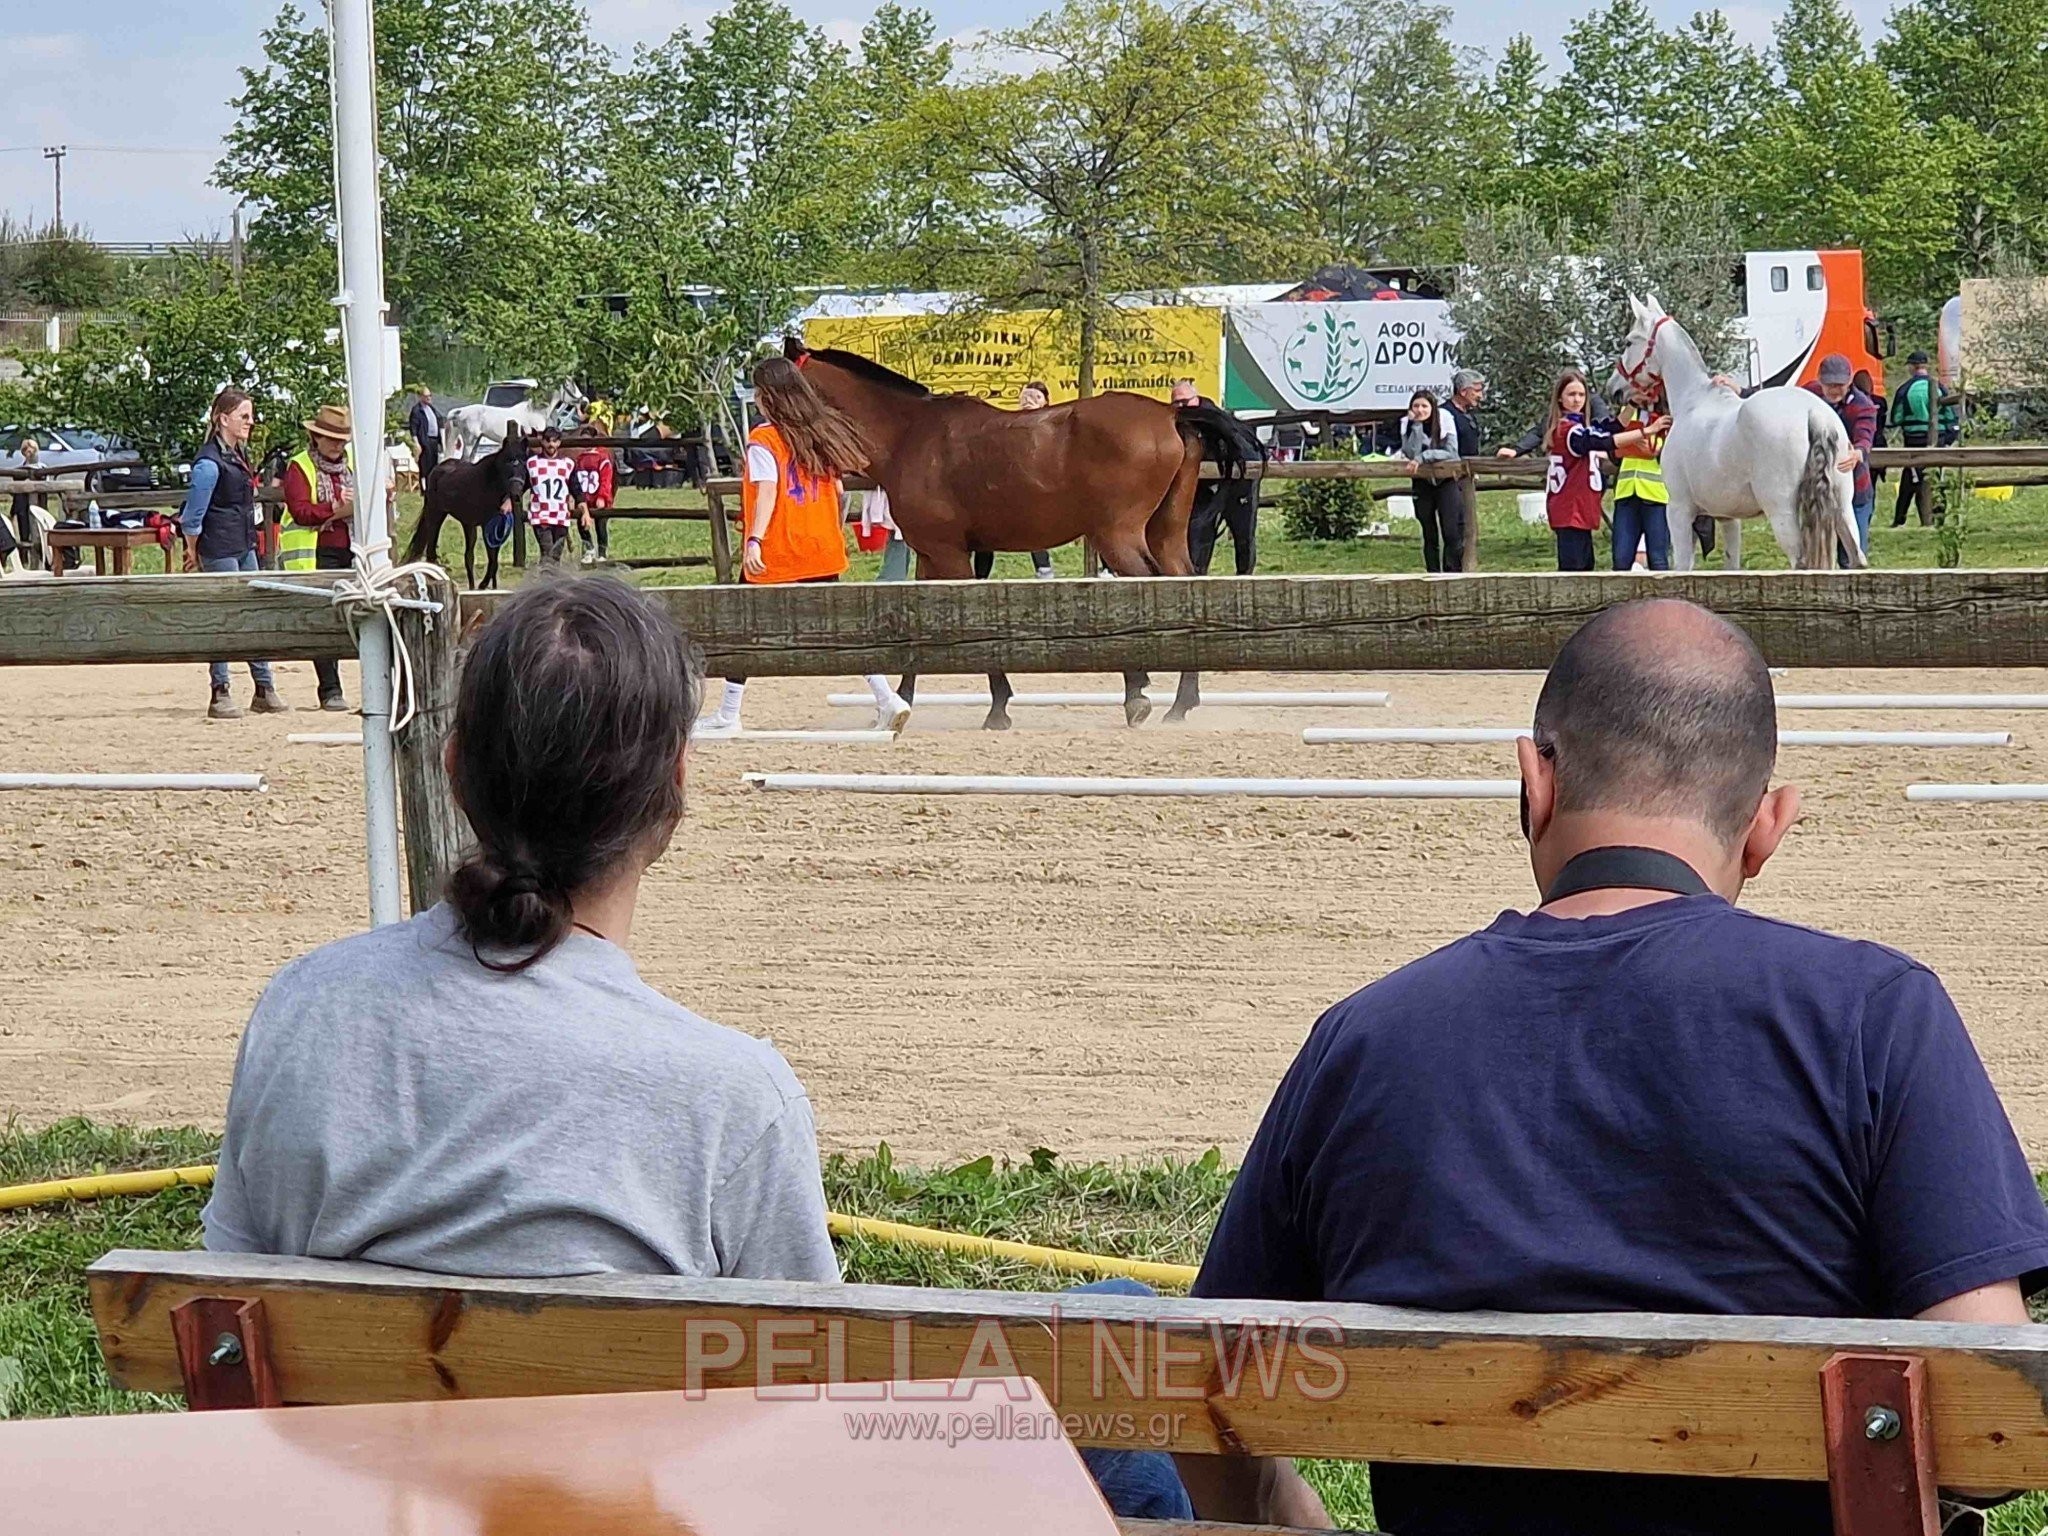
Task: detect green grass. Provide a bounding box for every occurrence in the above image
[395,481,2048,590]
[7,1119,2048,1533]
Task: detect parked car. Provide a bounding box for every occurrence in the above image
[0,426,157,491]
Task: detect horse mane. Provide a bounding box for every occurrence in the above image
[807,348,931,398]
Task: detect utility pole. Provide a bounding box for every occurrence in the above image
[41,146,66,230]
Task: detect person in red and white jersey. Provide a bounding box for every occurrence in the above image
[1543,370,1665,572]
[571,433,617,565]
[523,425,587,566]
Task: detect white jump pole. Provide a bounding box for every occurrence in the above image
[694,729,897,745]
[1303,727,2012,748]
[329,0,404,928]
[0,773,267,792]
[826,690,1391,709]
[744,772,1516,799]
[1776,694,2048,710]
[1905,784,2048,802]
[289,732,365,746]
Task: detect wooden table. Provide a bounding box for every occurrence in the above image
[3,1377,1122,1536]
[46,525,183,576]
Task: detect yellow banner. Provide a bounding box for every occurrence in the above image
[802,307,1221,403]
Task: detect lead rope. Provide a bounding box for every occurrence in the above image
[248,542,447,733]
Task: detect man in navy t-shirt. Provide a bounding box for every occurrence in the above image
[1175,598,2048,1535]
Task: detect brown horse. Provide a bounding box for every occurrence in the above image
[403,430,529,590]
[786,339,1248,727]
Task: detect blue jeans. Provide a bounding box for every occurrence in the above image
[1838,489,1874,568]
[1611,496,1671,571]
[1067,1279,1194,1520]
[201,551,275,692]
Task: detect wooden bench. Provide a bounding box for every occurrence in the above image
[89,1249,2048,1535]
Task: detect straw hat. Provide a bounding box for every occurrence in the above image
[304,403,352,442]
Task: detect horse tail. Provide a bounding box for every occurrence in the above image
[404,471,442,566]
[1173,403,1255,481]
[1795,418,1840,570]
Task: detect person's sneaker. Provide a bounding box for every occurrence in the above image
[207,686,241,722]
[250,686,292,715]
[875,694,912,735]
[697,711,740,738]
[581,549,598,566]
[319,693,350,713]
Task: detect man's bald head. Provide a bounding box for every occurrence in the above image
[1533,600,1776,843]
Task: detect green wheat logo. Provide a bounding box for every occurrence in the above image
[1282,311,1369,403]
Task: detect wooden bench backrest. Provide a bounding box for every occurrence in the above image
[89,1248,2048,1498]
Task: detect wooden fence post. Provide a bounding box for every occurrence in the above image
[392,573,470,913]
[1461,463,1482,571]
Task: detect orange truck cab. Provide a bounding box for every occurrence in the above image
[1732,249,1890,392]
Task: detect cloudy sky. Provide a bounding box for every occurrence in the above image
[5,0,1886,245]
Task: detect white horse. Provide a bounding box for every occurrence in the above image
[443,381,587,462]
[1610,295,1865,570]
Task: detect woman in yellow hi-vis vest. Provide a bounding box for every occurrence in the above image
[700,357,910,736]
[280,403,358,711]
[1610,397,1670,570]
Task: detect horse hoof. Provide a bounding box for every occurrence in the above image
[983,711,1013,732]
[1125,695,1153,727]
[1163,707,1190,725]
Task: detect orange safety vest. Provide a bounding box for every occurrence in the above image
[741,424,848,584]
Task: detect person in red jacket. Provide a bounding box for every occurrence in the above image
[1543,371,1665,572]
[573,437,617,565]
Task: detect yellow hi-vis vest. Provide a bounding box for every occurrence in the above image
[1614,420,1668,505]
[280,446,354,570]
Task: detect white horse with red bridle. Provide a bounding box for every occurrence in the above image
[1611,295,1866,570]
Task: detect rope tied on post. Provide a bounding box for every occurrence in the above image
[248,540,446,733]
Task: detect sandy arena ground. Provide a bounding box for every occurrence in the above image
[4,660,2047,1165]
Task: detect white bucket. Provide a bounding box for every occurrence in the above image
[1517,491,1548,525]
[1385,495,1416,521]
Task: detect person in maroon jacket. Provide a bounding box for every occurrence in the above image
[281,404,359,711]
[573,437,617,565]
[1542,371,1665,572]
[1805,353,1878,566]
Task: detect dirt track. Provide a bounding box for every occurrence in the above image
[4,660,2047,1164]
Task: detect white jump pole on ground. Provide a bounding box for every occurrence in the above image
[1905,784,2048,802]
[288,732,365,746]
[0,773,267,792]
[744,772,1517,799]
[694,729,898,745]
[825,690,1392,709]
[329,0,404,928]
[1775,694,2048,710]
[1303,726,2013,748]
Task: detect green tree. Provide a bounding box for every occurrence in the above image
[1738,0,1953,304]
[1447,208,1600,445]
[1249,0,1488,269]
[914,0,1264,394]
[25,259,341,465]
[216,0,609,375]
[1880,0,2048,274]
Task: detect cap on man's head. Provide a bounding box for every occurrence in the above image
[1908,349,1930,365]
[1533,599,1777,843]
[1817,354,1852,385]
[1451,368,1486,392]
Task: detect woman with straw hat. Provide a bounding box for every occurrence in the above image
[280,402,360,712]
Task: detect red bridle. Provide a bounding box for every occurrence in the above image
[1617,314,1671,389]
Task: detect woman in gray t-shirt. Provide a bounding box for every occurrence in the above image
[203,577,838,1282]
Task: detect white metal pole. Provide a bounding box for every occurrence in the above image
[0,773,267,792]
[329,0,405,927]
[1775,694,2048,710]
[1302,726,2012,748]
[743,772,1518,799]
[1905,784,2048,802]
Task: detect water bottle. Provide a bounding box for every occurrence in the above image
[86,499,101,530]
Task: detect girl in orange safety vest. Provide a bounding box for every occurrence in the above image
[701,357,910,736]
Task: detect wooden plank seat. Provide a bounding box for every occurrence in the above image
[89,1249,2048,1534]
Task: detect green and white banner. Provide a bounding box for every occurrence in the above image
[1224,301,1460,412]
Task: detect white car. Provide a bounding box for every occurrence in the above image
[0,426,156,491]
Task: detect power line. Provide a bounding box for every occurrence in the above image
[0,144,214,157]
